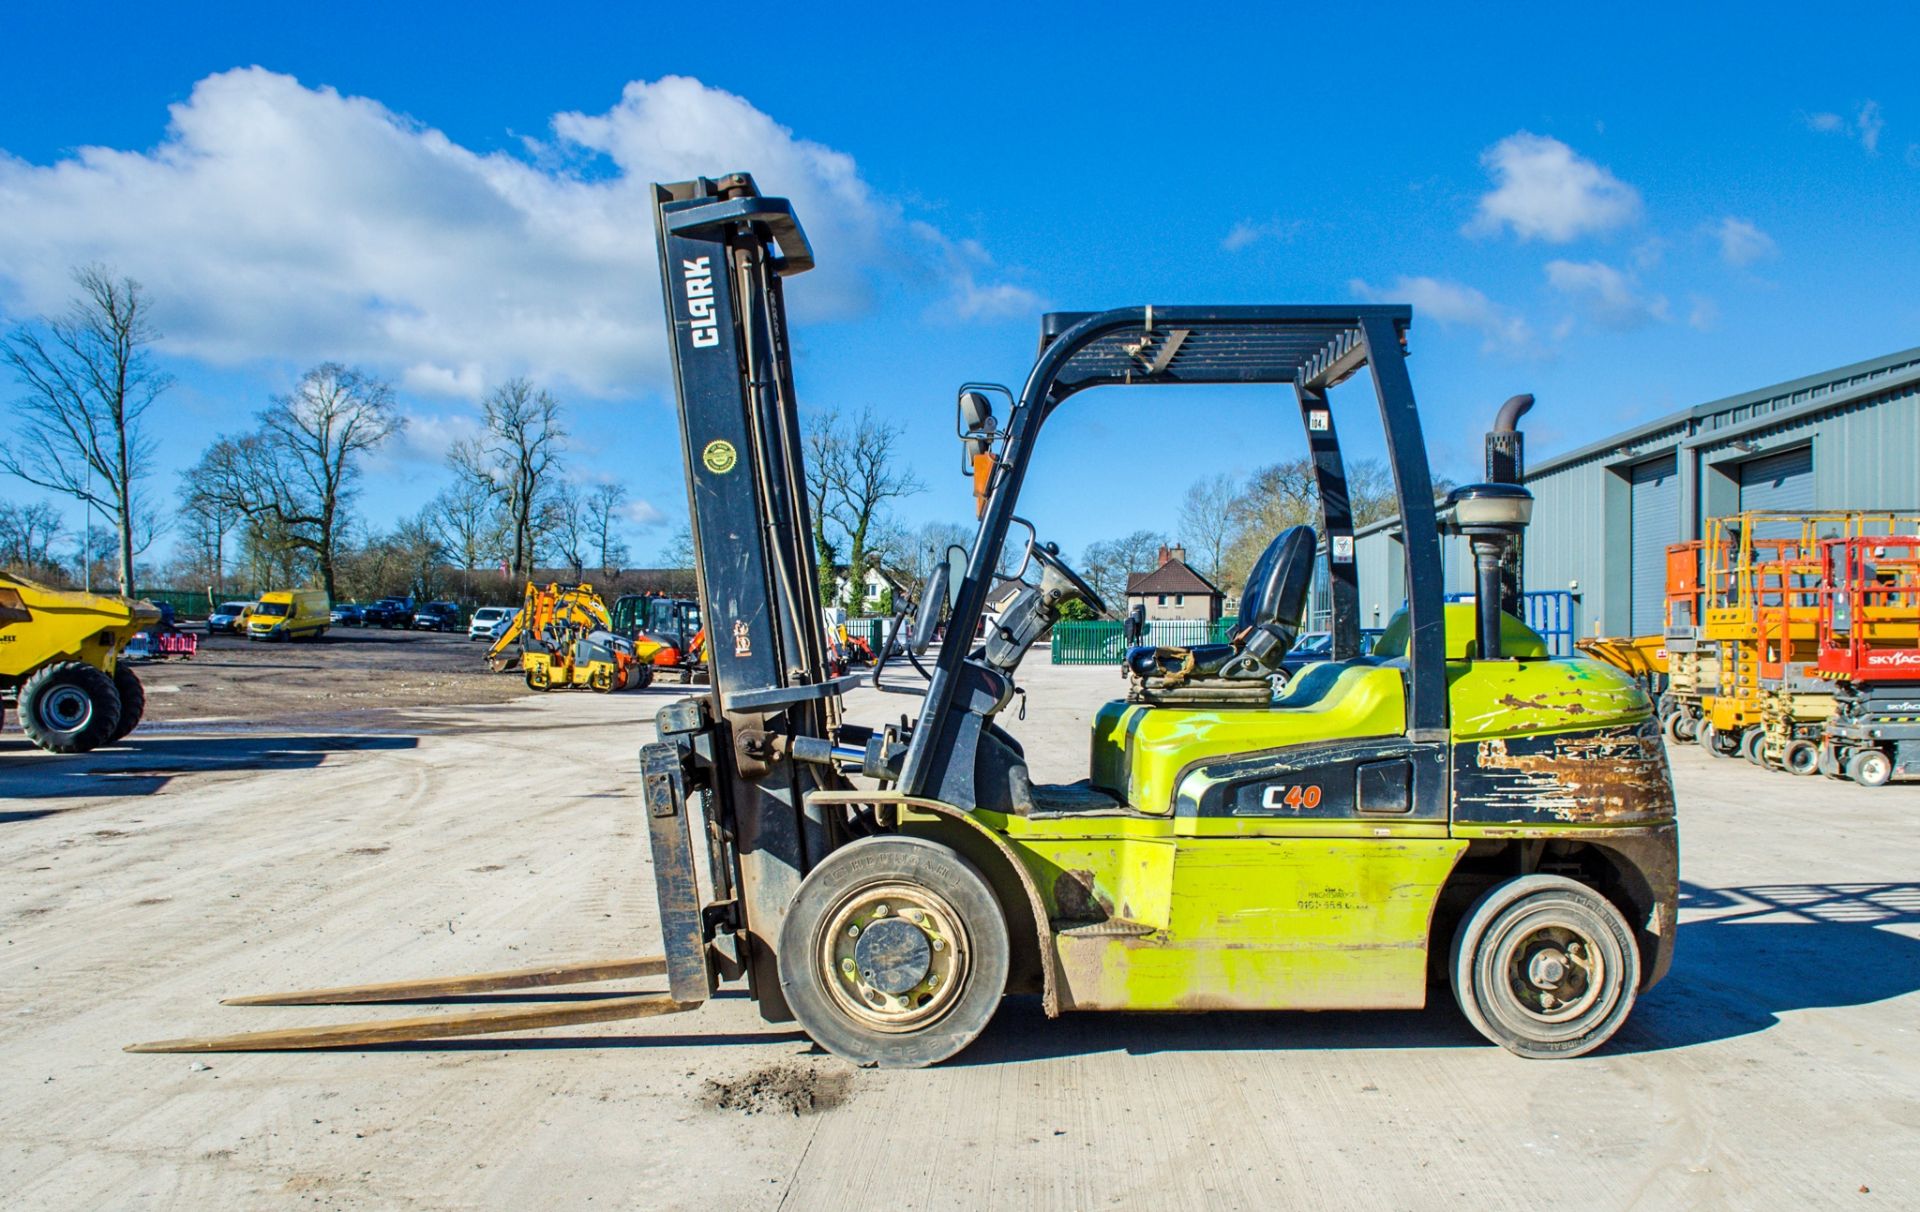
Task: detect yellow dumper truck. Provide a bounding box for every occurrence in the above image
[0,571,160,753]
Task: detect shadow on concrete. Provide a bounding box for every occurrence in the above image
[0,732,418,802]
[1614,880,1920,1053]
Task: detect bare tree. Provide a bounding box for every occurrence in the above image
[803,407,846,604]
[185,364,402,597]
[584,483,631,578]
[428,476,503,600]
[450,379,564,584]
[828,408,924,587]
[546,480,591,581]
[0,267,169,593]
[1177,473,1238,585]
[660,523,694,570]
[1080,529,1170,615]
[171,486,238,593]
[0,500,67,579]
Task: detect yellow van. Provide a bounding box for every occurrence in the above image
[246,588,331,642]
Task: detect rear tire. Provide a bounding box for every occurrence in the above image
[779,835,1010,1069]
[1740,728,1765,765]
[19,662,122,754]
[1848,749,1893,788]
[1661,711,1689,744]
[1450,874,1639,1059]
[1784,739,1819,776]
[108,664,146,743]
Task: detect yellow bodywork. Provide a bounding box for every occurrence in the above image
[0,571,159,683]
[958,604,1665,1015]
[1091,664,1406,814]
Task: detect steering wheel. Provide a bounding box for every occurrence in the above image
[1032,543,1108,618]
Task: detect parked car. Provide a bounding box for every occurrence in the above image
[1278,629,1379,676]
[364,597,412,628]
[206,600,255,635]
[248,589,331,641]
[468,605,518,642]
[330,603,364,626]
[412,602,461,632]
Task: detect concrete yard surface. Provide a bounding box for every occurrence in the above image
[2,661,1918,1209]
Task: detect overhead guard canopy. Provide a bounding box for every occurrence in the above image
[1036,305,1412,397]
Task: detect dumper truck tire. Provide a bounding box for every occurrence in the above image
[19,661,122,755]
[1450,874,1639,1060]
[778,835,1010,1069]
[108,664,146,744]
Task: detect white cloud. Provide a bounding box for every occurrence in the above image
[908,222,1043,322]
[1712,216,1777,267]
[1465,132,1642,243]
[1221,218,1302,252]
[618,497,667,528]
[1349,275,1540,357]
[0,70,1030,397]
[1858,101,1885,154]
[1687,295,1720,332]
[1804,101,1886,155]
[1543,259,1669,330]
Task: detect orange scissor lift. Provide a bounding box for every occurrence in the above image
[1696,511,1920,772]
[1811,533,1920,785]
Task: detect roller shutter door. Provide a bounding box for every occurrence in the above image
[1738,446,1814,513]
[1629,456,1679,634]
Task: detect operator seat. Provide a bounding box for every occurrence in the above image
[1125,525,1317,701]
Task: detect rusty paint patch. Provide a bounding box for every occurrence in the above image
[1051,869,1113,923]
[1455,722,1676,826]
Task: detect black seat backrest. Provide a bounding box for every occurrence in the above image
[1241,526,1316,632]
[1236,525,1316,669]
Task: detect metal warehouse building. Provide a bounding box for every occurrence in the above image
[1350,345,1920,647]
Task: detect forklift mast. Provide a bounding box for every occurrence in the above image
[650,174,853,1020]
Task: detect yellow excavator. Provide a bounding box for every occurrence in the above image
[484,582,659,692]
[1,571,161,752]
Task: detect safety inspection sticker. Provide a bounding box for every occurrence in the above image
[703,440,738,474]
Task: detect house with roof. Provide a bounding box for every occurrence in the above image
[1125,545,1224,622]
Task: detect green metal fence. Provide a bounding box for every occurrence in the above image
[846,617,890,651]
[133,588,218,619]
[1050,618,1236,665]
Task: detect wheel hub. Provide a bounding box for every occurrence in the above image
[1502,925,1602,1021]
[853,917,932,995]
[819,884,968,1032]
[41,685,92,730]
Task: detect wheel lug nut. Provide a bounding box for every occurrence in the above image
[874,903,889,916]
[846,924,860,938]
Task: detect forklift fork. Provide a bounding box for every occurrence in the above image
[128,739,720,1053]
[125,957,695,1052]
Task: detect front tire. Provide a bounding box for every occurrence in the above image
[1450,874,1640,1059]
[19,662,122,754]
[778,835,1010,1069]
[1784,739,1820,776]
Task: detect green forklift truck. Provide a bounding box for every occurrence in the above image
[133,175,1677,1065]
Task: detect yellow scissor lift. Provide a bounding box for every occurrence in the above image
[1698,511,1920,770]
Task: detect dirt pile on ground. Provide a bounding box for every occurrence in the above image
[701,1061,852,1116]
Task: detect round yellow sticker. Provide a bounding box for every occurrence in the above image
[702,439,738,474]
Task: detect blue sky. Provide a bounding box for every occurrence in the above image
[2,3,1917,570]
